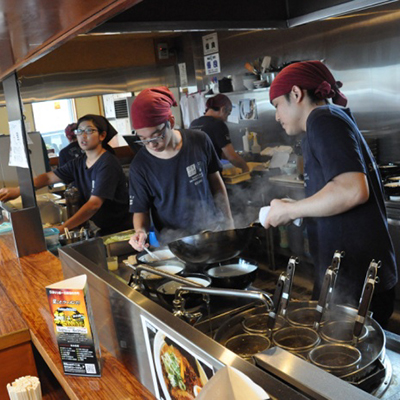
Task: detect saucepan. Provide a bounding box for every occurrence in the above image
[205,257,258,289]
[168,227,254,265]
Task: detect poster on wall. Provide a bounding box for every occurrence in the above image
[141,315,215,400]
[204,53,221,75]
[239,99,258,120]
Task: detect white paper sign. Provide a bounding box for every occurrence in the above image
[178,62,188,87]
[227,103,240,124]
[204,53,221,75]
[202,33,218,55]
[8,120,29,168]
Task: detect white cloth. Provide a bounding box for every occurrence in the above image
[259,205,302,228]
[180,92,207,128]
[196,366,269,400]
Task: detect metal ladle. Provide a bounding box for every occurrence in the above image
[143,245,161,261]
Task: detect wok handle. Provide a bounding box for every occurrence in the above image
[268,274,285,331]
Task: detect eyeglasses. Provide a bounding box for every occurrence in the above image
[134,123,167,146]
[74,127,99,136]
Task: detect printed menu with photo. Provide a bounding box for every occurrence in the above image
[141,315,215,400]
[46,274,101,377]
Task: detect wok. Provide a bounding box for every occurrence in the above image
[168,227,254,265]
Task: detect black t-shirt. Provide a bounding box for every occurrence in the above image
[54,151,131,235]
[58,141,84,167]
[129,129,222,243]
[302,105,397,301]
[190,116,231,159]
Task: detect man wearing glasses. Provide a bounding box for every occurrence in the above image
[0,114,132,236]
[128,87,234,251]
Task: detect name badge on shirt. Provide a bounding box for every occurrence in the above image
[186,164,197,177]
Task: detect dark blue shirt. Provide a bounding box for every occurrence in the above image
[190,116,231,159]
[302,105,397,299]
[129,129,222,242]
[54,151,131,235]
[58,141,84,167]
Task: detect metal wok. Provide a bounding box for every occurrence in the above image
[167,227,254,265]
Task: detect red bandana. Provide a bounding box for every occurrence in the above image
[131,87,177,130]
[270,61,347,107]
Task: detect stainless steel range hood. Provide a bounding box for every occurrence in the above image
[90,0,399,33]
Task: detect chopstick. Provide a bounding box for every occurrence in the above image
[64,227,71,240]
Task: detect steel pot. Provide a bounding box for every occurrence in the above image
[225,334,271,358]
[242,313,286,334]
[168,227,254,265]
[320,320,368,344]
[205,258,258,289]
[272,326,320,355]
[308,344,362,377]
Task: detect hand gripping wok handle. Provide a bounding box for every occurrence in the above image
[354,281,375,339]
[268,275,285,331]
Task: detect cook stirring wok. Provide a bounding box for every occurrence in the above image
[128,87,234,252]
[0,115,132,236]
[263,61,397,327]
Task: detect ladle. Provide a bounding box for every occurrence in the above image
[143,245,161,261]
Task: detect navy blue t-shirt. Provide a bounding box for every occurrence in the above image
[190,116,231,159]
[302,105,397,301]
[129,129,223,242]
[54,151,131,235]
[58,141,84,167]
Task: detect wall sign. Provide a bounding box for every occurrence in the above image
[204,53,221,75]
[202,32,218,55]
[8,120,29,168]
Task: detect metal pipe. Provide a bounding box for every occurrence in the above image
[174,286,274,311]
[123,261,204,287]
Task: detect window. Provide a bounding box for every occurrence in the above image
[32,99,75,155]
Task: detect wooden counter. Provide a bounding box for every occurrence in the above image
[0,233,155,400]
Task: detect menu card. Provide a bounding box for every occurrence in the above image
[46,274,101,377]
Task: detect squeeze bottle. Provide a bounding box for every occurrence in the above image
[242,128,250,152]
[251,132,261,154]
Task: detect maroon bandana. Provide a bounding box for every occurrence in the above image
[131,87,177,129]
[270,61,347,107]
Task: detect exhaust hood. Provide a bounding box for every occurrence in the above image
[90,0,399,33]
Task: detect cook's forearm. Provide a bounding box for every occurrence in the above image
[33,171,60,189]
[289,172,369,220]
[62,196,102,231]
[209,172,233,223]
[133,212,151,234]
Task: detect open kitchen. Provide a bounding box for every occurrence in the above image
[1,1,400,399]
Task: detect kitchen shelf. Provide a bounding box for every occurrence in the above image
[205,87,269,98]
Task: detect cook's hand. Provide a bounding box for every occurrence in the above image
[52,225,65,234]
[0,187,20,202]
[129,230,148,252]
[265,198,297,228]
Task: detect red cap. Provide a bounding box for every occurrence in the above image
[270,61,347,107]
[131,87,177,130]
